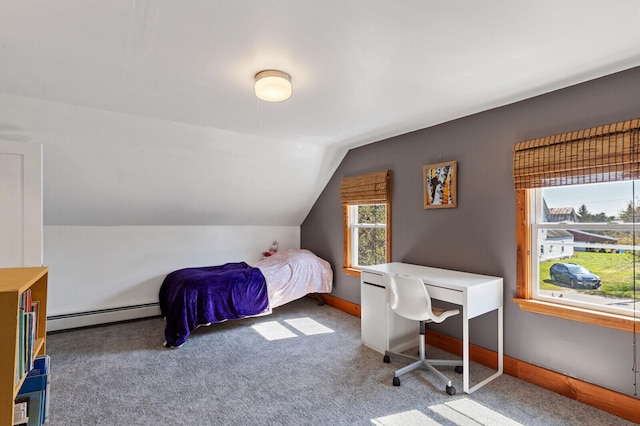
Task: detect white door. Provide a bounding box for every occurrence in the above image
[0,140,42,267]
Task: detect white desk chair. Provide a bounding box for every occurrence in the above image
[383,274,462,395]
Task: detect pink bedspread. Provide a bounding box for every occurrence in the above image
[253,249,333,308]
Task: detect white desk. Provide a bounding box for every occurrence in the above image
[361,262,503,394]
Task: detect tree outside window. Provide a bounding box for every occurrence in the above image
[353,204,387,267]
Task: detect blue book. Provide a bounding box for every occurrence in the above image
[37,355,51,424]
[19,355,50,425]
[27,355,49,376]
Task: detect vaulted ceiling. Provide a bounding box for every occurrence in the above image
[2,1,640,225]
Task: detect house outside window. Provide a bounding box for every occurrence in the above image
[531,182,638,318]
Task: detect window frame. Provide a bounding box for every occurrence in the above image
[343,202,391,276]
[514,189,640,332]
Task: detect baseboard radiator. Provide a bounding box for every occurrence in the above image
[47,303,161,332]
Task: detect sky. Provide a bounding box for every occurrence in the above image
[542,180,638,218]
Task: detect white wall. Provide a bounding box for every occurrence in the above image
[44,225,299,316]
[0,93,342,227]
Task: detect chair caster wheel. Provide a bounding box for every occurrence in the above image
[446,385,456,395]
[455,366,463,374]
[393,377,401,386]
[383,355,390,363]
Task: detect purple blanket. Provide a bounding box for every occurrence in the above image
[160,262,269,347]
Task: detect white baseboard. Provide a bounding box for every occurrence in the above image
[47,303,161,332]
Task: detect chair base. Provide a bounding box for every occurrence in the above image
[383,324,462,395]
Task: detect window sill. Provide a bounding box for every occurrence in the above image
[342,267,361,277]
[513,297,640,333]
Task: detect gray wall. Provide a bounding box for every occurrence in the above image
[301,66,640,396]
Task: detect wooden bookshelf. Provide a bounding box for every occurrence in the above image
[0,267,48,426]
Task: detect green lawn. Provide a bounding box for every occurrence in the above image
[539,251,639,299]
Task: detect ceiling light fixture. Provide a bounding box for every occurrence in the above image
[255,70,291,102]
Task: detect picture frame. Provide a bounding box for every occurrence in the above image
[423,160,457,209]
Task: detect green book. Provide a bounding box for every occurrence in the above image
[16,308,25,384]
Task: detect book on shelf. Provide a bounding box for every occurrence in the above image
[16,307,25,385]
[15,289,40,385]
[13,401,28,425]
[20,289,32,312]
[31,300,40,339]
[26,311,36,372]
[18,355,50,425]
[14,390,43,426]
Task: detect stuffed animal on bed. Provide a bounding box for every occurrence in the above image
[263,240,278,257]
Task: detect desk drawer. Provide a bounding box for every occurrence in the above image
[361,271,386,287]
[425,283,463,305]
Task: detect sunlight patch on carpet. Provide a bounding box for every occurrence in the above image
[371,409,441,425]
[429,398,523,425]
[284,317,334,335]
[251,321,298,340]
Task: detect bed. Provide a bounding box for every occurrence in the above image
[159,249,333,347]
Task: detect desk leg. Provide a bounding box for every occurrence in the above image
[466,306,504,394]
[498,306,504,374]
[463,312,469,393]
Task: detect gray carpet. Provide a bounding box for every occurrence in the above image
[46,297,636,425]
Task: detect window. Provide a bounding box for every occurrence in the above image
[531,182,639,318]
[340,170,391,275]
[347,203,389,268]
[513,118,640,332]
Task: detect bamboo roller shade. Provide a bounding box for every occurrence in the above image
[340,170,391,205]
[513,118,640,190]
